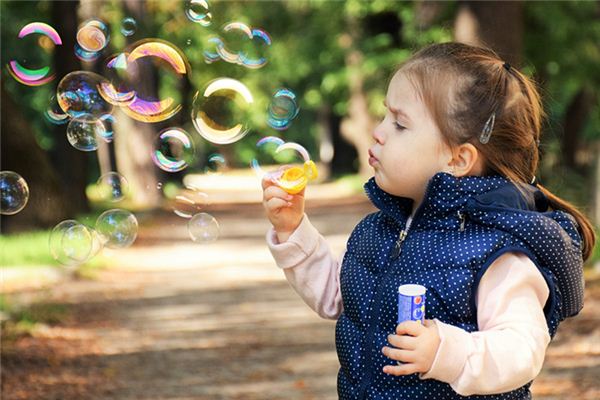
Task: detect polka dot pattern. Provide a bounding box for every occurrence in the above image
[336,172,584,399]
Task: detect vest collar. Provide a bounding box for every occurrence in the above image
[364,172,547,229]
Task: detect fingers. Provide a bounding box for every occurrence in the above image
[382,363,420,376]
[381,346,415,363]
[264,185,292,203]
[265,197,290,213]
[387,334,416,350]
[396,321,425,337]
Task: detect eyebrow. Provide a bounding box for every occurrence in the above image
[383,99,411,122]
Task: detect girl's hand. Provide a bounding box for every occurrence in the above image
[381,319,440,376]
[262,176,305,242]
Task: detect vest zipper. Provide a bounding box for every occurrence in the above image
[457,211,466,231]
[390,216,413,259]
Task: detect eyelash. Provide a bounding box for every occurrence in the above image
[394,121,406,131]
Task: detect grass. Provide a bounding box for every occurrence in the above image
[0,294,70,339]
[0,230,55,267]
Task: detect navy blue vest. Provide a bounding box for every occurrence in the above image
[336,172,584,400]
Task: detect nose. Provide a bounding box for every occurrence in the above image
[372,122,385,144]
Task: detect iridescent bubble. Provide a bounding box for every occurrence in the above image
[7,22,62,86]
[267,88,299,130]
[57,71,113,120]
[97,172,129,202]
[121,40,190,123]
[151,127,195,172]
[216,22,253,64]
[185,0,212,26]
[250,136,286,178]
[121,17,137,37]
[95,209,138,249]
[204,153,227,175]
[99,114,115,142]
[188,212,219,243]
[98,53,136,106]
[66,115,105,152]
[49,220,97,266]
[0,171,29,215]
[240,28,271,69]
[174,184,210,219]
[77,19,109,52]
[44,95,70,125]
[191,78,254,144]
[203,35,222,64]
[74,42,101,63]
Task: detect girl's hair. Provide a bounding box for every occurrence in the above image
[398,42,596,261]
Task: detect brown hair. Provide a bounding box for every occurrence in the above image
[398,42,596,261]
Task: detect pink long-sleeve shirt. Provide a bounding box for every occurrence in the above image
[267,214,551,396]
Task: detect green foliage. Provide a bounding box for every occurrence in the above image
[0,231,54,266]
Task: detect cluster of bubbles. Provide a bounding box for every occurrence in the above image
[50,209,138,266]
[0,171,29,215]
[3,5,315,256]
[204,22,271,69]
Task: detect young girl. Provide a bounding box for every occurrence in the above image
[262,42,596,399]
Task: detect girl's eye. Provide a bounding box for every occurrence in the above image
[394,121,406,131]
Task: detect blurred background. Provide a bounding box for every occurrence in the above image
[1,1,599,399]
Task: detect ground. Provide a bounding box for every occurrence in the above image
[2,193,599,400]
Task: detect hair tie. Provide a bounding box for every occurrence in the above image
[503,62,511,71]
[530,176,538,186]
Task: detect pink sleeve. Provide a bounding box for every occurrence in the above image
[420,252,551,396]
[266,214,344,320]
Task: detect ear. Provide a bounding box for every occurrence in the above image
[447,143,484,177]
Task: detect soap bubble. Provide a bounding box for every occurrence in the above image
[250,136,286,178]
[74,42,101,63]
[0,171,29,215]
[188,212,219,243]
[185,0,212,26]
[95,209,138,249]
[7,22,62,86]
[66,115,105,151]
[191,78,254,144]
[121,40,190,123]
[98,114,115,142]
[44,95,70,125]
[203,35,223,63]
[267,88,299,130]
[49,220,100,266]
[204,153,227,175]
[57,71,113,120]
[151,127,195,172]
[98,53,136,106]
[121,17,137,36]
[77,19,109,52]
[173,184,210,218]
[97,172,129,202]
[240,28,271,69]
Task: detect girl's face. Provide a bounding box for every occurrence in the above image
[369,71,453,211]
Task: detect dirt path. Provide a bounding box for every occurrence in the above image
[2,200,599,399]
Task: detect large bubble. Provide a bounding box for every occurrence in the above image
[120,39,190,123]
[77,19,109,53]
[49,220,101,266]
[151,127,195,172]
[95,209,138,249]
[7,22,62,86]
[267,88,299,130]
[191,78,254,144]
[57,71,113,120]
[98,53,136,106]
[0,171,29,215]
[210,22,271,69]
[96,172,129,202]
[188,212,219,243]
[185,0,212,26]
[66,115,105,151]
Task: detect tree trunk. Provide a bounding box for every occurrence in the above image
[50,0,89,215]
[111,0,161,209]
[1,86,70,233]
[454,1,524,66]
[561,88,597,171]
